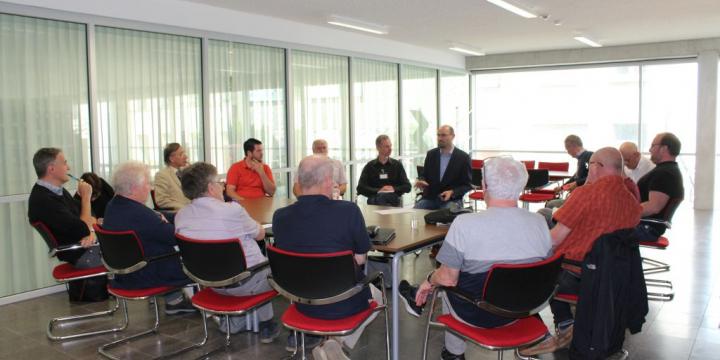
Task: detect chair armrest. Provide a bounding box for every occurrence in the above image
[49,243,98,258]
[359,271,384,286]
[640,218,671,229]
[441,284,558,319]
[146,251,180,263]
[268,276,368,306]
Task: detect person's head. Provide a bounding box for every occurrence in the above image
[376,135,392,158]
[650,132,681,164]
[312,139,328,155]
[586,147,624,184]
[482,157,528,202]
[564,135,584,157]
[437,125,455,150]
[618,142,641,169]
[179,162,223,201]
[33,147,69,185]
[111,161,151,204]
[80,172,103,200]
[297,155,334,197]
[163,143,188,168]
[243,138,264,162]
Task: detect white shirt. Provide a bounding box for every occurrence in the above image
[625,156,655,183]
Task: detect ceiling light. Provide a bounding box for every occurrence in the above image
[327,15,388,35]
[449,45,485,56]
[574,36,602,47]
[486,0,537,19]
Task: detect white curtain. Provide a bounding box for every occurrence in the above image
[400,64,437,158]
[206,40,287,195]
[0,14,91,296]
[95,27,203,179]
[291,50,349,166]
[440,70,470,153]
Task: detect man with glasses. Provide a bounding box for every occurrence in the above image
[634,132,684,242]
[414,125,472,210]
[520,147,641,356]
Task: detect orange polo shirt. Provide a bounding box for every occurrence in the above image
[554,175,641,265]
[226,160,275,199]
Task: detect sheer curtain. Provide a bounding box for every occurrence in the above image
[207,40,287,195]
[291,50,349,166]
[0,14,90,296]
[95,27,203,178]
[440,70,470,153]
[400,65,437,183]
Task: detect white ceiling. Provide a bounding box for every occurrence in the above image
[183,0,720,55]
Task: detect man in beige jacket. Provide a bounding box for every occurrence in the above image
[154,143,191,210]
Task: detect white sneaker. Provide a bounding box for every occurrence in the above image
[312,339,350,360]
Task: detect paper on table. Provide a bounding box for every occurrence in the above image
[374,208,416,215]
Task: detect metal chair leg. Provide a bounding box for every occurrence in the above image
[421,290,439,360]
[646,278,674,301]
[47,296,128,341]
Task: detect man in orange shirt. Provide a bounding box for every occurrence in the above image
[226,138,276,201]
[521,147,641,357]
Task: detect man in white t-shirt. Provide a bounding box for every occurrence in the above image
[400,157,553,360]
[293,139,348,199]
[175,162,279,344]
[619,141,655,183]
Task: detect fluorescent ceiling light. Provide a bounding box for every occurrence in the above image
[486,0,537,19]
[574,36,602,47]
[327,15,388,35]
[449,46,485,56]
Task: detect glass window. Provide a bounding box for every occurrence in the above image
[206,40,287,196]
[0,14,90,297]
[401,65,437,159]
[95,27,203,178]
[440,70,470,152]
[290,50,349,165]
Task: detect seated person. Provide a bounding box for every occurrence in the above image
[619,141,655,183]
[635,132,684,242]
[153,142,191,210]
[357,135,411,207]
[102,161,195,315]
[544,135,593,209]
[273,155,383,359]
[293,139,348,199]
[414,125,472,210]
[521,147,641,356]
[28,147,100,269]
[74,172,115,218]
[174,162,279,342]
[226,138,276,201]
[401,157,552,360]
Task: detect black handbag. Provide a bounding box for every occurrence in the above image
[423,206,472,225]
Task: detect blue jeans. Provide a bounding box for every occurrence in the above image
[634,223,661,242]
[414,197,463,210]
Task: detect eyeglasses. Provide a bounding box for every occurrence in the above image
[589,160,604,167]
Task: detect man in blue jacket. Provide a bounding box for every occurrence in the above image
[102,161,194,315]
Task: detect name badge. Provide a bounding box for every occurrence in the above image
[379,174,389,180]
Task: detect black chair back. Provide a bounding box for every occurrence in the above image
[267,245,358,302]
[525,169,549,189]
[176,234,249,287]
[481,253,564,316]
[94,224,147,274]
[416,165,424,178]
[31,221,58,249]
[471,168,483,187]
[660,197,683,224]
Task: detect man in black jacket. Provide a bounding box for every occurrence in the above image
[414,125,472,210]
[28,148,100,268]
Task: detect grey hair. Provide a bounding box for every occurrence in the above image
[483,157,528,201]
[112,161,150,196]
[297,155,334,189]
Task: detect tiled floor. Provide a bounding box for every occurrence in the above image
[1,203,719,359]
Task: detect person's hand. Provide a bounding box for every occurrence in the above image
[379,185,395,193]
[80,233,96,248]
[415,280,433,306]
[415,180,429,189]
[247,159,264,173]
[155,211,169,223]
[77,181,93,199]
[439,190,453,201]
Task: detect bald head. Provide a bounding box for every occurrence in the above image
[437,125,455,150]
[619,142,640,169]
[587,147,624,183]
[297,155,334,196]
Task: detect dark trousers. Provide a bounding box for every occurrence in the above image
[549,269,581,326]
[367,192,402,207]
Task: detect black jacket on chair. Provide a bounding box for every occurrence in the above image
[570,228,648,360]
[419,147,472,201]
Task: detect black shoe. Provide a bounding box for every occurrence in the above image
[259,320,281,344]
[164,298,197,315]
[440,347,465,360]
[398,280,423,317]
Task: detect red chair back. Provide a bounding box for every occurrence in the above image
[521,160,535,170]
[538,162,569,172]
[176,234,249,287]
[31,221,59,249]
[471,159,484,169]
[94,224,146,274]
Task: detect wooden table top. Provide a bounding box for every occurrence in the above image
[239,197,447,254]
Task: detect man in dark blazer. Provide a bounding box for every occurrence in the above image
[102,161,194,315]
[414,125,472,210]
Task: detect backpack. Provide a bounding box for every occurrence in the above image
[423,206,472,225]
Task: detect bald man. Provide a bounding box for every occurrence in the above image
[521,147,641,356]
[292,139,347,199]
[619,142,655,183]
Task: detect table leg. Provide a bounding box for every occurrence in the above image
[391,250,404,360]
